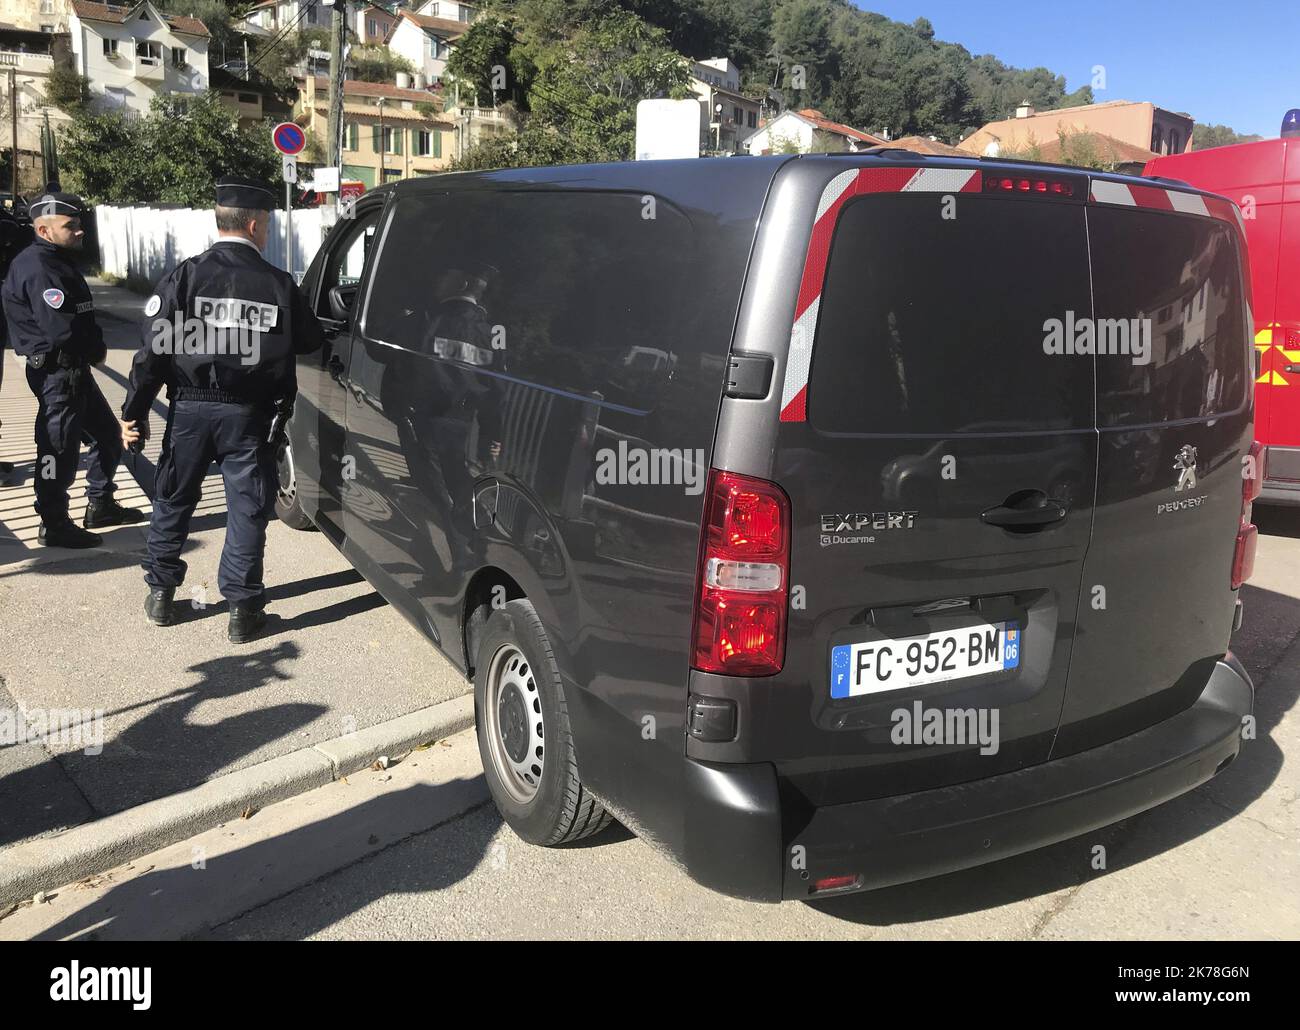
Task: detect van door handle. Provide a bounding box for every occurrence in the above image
[981,491,1067,529]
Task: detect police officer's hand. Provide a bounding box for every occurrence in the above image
[120,418,149,448]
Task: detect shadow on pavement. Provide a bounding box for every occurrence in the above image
[0,640,325,845]
[29,780,493,941]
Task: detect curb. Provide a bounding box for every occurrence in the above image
[0,694,475,909]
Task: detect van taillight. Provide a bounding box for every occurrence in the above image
[983,174,1076,197]
[692,470,790,677]
[1232,441,1265,589]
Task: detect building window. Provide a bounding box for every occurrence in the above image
[136,40,162,65]
[415,129,432,156]
[747,110,756,129]
[41,0,55,13]
[382,168,402,182]
[238,92,258,104]
[41,23,54,33]
[103,37,120,57]
[345,122,359,151]
[733,105,742,124]
[459,5,472,20]
[368,18,378,37]
[373,125,402,155]
[171,47,187,68]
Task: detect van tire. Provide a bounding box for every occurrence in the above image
[274,438,315,531]
[474,599,611,845]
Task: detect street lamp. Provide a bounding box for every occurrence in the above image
[376,95,386,184]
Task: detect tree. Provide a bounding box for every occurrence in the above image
[350,44,417,85]
[521,8,690,163]
[1194,123,1263,151]
[61,92,280,206]
[45,62,91,115]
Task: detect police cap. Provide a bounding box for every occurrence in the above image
[29,192,85,219]
[215,176,276,212]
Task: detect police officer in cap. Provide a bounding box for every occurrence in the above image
[120,176,323,642]
[1,190,144,546]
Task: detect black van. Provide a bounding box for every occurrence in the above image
[280,154,1261,901]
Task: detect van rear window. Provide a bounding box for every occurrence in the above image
[808,195,1094,435]
[1088,207,1249,426]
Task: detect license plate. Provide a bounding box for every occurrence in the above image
[830,622,1020,699]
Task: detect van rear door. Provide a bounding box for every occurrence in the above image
[765,166,1098,805]
[1052,186,1253,756]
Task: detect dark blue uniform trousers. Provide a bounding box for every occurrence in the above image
[145,400,275,604]
[26,363,121,525]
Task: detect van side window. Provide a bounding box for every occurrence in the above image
[808,195,1094,435]
[1090,208,1248,427]
[317,209,382,319]
[362,190,692,408]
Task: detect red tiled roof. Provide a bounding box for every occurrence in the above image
[1029,131,1159,166]
[400,11,467,38]
[300,75,445,106]
[888,135,968,157]
[71,1,209,37]
[796,108,886,146]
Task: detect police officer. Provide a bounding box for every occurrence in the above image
[0,203,30,481]
[1,191,143,546]
[120,176,323,643]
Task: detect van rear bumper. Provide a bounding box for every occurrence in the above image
[680,654,1252,902]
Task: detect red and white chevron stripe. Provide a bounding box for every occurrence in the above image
[777,166,1248,424]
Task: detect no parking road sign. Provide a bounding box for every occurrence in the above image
[272,122,306,156]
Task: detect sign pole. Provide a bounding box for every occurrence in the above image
[284,179,292,276]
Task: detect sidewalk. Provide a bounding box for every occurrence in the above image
[0,278,472,894]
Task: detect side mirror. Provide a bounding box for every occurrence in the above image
[328,284,354,322]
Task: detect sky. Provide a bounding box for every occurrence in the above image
[855,0,1300,138]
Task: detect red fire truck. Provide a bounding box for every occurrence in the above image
[1146,113,1300,504]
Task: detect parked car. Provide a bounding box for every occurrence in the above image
[279,153,1259,901]
[1146,132,1300,504]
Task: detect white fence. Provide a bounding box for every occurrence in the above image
[95,204,328,287]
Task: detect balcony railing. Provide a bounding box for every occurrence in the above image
[134,57,164,81]
[0,51,55,72]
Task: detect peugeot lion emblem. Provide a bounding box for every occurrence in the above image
[1173,444,1198,492]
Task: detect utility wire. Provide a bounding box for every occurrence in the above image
[247,0,323,76]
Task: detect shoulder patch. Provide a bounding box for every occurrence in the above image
[144,295,162,317]
[42,288,65,309]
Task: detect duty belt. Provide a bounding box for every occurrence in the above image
[174,387,259,405]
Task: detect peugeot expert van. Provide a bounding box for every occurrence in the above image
[281,153,1259,901]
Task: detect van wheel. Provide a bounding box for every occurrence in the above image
[474,599,611,845]
[274,438,314,530]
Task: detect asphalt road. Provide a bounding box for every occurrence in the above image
[4,510,1297,940]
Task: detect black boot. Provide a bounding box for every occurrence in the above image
[38,520,101,549]
[228,601,267,643]
[83,497,146,529]
[144,587,176,626]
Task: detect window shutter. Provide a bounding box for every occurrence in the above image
[433,129,441,158]
[372,123,381,151]
[394,128,403,155]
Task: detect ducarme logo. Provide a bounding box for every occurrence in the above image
[49,962,151,1010]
